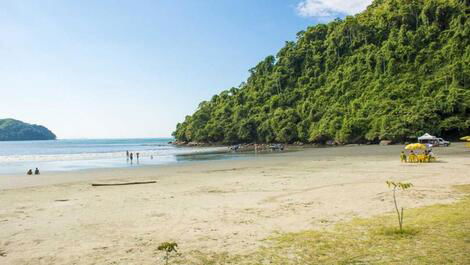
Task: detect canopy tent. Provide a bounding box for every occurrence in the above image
[418,133,436,141]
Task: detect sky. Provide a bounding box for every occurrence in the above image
[0,0,372,139]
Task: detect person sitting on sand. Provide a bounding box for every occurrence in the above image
[400,151,407,162]
[34,168,40,175]
[27,169,33,175]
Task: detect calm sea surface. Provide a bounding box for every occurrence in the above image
[0,138,230,174]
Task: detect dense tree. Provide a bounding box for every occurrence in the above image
[174,0,470,144]
[0,119,56,141]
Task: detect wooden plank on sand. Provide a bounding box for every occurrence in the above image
[91,181,157,187]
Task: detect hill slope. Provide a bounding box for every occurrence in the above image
[174,0,470,144]
[0,119,56,141]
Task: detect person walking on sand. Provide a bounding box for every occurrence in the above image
[34,168,40,175]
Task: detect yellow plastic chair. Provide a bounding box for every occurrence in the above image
[424,154,430,163]
[417,154,426,163]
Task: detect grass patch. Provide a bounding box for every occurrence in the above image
[379,226,420,237]
[454,184,470,193]
[175,185,470,264]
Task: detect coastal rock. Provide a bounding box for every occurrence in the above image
[169,140,187,146]
[326,140,337,146]
[187,141,205,147]
[379,140,393,146]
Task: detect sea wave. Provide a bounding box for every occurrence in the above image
[0,147,227,163]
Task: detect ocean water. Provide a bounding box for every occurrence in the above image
[0,138,229,174]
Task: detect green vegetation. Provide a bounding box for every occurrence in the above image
[0,118,56,141]
[174,0,470,144]
[175,185,470,264]
[386,181,413,232]
[157,242,178,265]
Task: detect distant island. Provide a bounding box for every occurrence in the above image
[173,0,469,145]
[0,119,56,141]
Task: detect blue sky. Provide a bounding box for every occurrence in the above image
[0,0,371,138]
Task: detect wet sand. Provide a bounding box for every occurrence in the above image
[0,144,469,264]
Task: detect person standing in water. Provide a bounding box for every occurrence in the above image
[27,169,33,175]
[34,168,40,175]
[130,153,133,163]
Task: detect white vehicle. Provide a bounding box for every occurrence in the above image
[435,137,450,147]
[418,133,450,147]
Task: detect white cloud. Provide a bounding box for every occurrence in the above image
[297,0,372,18]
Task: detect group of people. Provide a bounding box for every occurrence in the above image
[26,168,40,175]
[126,150,153,163]
[400,149,436,163]
[126,150,139,163]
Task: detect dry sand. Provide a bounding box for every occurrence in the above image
[0,144,469,264]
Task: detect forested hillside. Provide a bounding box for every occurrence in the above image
[174,0,470,144]
[0,119,56,141]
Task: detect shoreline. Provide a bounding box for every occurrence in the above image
[1,141,463,176]
[1,143,467,190]
[0,147,305,190]
[0,143,468,264]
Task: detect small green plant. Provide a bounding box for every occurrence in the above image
[157,241,178,265]
[386,181,413,232]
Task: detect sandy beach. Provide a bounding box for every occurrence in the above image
[1,144,469,264]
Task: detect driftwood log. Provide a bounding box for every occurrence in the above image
[91,181,157,187]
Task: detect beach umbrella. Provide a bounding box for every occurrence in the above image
[460,136,470,141]
[404,144,414,150]
[405,143,426,150]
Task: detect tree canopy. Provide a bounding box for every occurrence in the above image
[174,0,470,144]
[0,119,56,141]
